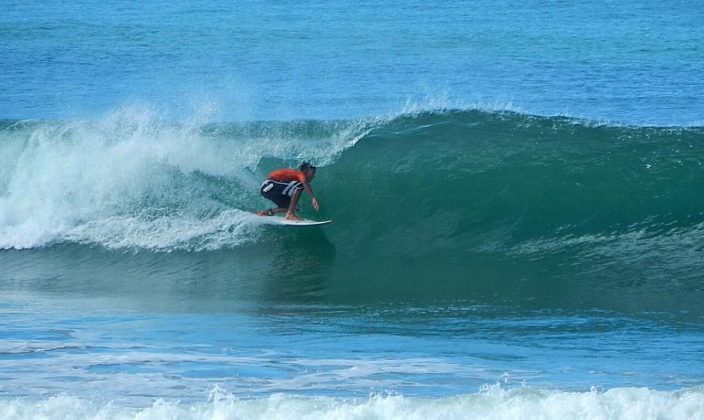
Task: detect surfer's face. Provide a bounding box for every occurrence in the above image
[305,168,316,181]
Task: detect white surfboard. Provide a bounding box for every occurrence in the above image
[261,217,332,227]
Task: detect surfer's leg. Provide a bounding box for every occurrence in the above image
[286,189,303,220]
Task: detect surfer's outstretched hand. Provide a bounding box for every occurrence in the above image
[312,198,320,211]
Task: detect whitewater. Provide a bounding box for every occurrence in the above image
[0,105,369,250]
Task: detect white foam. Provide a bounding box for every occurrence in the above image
[0,104,369,250]
[64,209,262,251]
[1,386,703,420]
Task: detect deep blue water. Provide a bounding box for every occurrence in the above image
[2,0,703,124]
[1,1,704,418]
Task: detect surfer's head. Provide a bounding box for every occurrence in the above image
[299,162,317,181]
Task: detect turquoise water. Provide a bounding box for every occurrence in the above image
[2,1,704,418]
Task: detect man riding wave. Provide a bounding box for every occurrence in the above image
[257,162,319,221]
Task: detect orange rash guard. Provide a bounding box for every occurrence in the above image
[268,169,306,184]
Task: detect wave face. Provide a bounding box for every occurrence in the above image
[315,111,704,313]
[1,108,703,312]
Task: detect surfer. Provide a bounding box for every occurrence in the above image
[257,162,320,221]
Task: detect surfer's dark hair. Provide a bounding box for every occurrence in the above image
[299,162,316,172]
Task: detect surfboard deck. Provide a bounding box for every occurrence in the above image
[260,216,332,226]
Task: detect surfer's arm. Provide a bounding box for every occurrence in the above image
[302,182,320,211]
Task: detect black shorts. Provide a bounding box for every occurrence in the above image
[260,179,304,208]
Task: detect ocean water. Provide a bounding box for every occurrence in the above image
[2,1,704,419]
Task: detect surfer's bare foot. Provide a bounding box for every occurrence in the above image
[257,209,274,216]
[285,213,302,221]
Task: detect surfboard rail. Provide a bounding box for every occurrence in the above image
[260,216,332,226]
